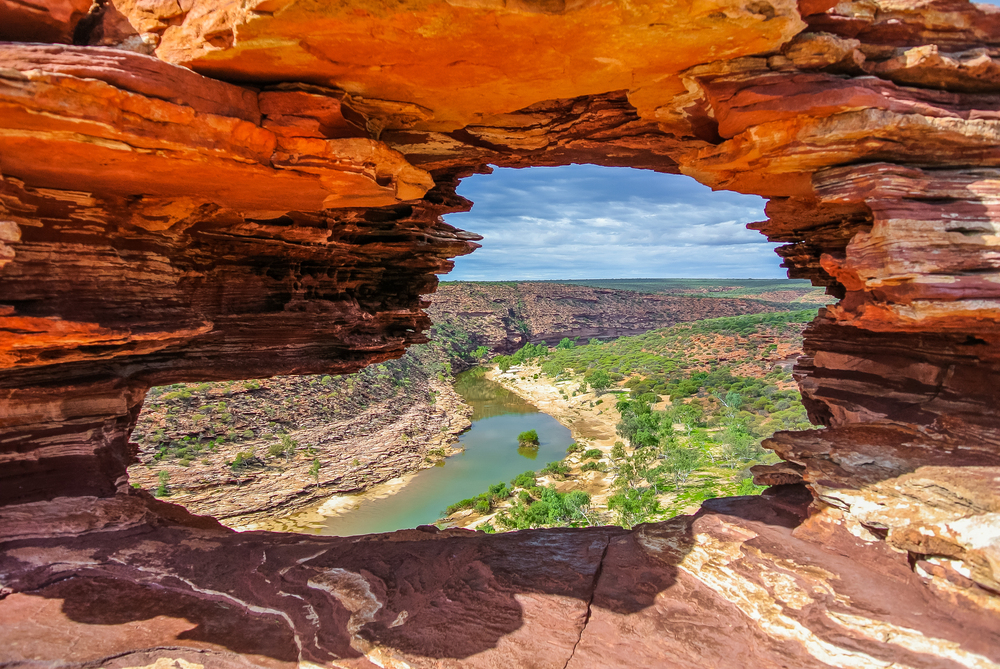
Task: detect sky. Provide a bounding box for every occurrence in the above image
[443,165,784,281]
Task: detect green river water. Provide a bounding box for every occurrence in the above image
[314,369,573,536]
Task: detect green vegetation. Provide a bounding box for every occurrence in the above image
[548,278,814,298]
[446,481,512,515]
[442,308,818,531]
[517,429,540,447]
[229,450,261,473]
[495,487,592,530]
[540,460,570,477]
[585,369,611,394]
[511,471,538,488]
[155,471,170,497]
[268,434,298,459]
[493,342,549,373]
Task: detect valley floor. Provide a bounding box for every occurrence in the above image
[444,363,770,531]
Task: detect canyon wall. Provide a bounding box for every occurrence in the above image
[427,281,800,350]
[2,0,999,666]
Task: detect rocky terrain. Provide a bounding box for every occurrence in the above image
[428,281,797,351]
[2,0,1000,666]
[128,346,471,528]
[443,312,814,531]
[129,282,792,528]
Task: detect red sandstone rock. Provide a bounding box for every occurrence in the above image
[2,0,1000,665]
[427,282,796,352]
[1,489,996,668]
[0,0,92,43]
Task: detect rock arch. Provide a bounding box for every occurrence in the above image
[1,0,998,666]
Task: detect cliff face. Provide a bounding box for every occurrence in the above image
[2,0,1000,666]
[427,282,799,351]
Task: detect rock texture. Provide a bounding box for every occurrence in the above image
[427,281,798,351]
[127,363,471,528]
[2,0,1000,665]
[2,487,998,669]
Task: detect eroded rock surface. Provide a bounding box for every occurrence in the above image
[2,0,1000,665]
[1,487,997,668]
[427,281,801,351]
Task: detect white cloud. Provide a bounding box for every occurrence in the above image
[443,165,784,280]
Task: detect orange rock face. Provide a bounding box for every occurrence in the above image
[2,0,1000,666]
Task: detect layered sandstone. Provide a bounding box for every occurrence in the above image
[427,281,800,350]
[2,0,1000,666]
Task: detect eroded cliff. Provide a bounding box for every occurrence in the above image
[427,281,803,350]
[1,0,999,666]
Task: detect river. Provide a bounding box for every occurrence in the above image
[297,368,573,536]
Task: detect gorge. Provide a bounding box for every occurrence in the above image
[2,0,1000,667]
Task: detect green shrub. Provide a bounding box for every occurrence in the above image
[736,477,767,496]
[230,450,259,472]
[565,442,583,454]
[511,471,536,488]
[581,461,606,473]
[446,498,477,515]
[582,448,602,460]
[517,429,539,446]
[541,460,570,477]
[155,471,170,497]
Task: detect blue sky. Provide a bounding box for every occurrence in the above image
[443,165,784,280]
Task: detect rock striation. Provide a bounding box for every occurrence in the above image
[427,281,801,351]
[2,0,1000,666]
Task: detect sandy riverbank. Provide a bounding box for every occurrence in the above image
[444,365,624,529]
[130,376,472,531]
[243,470,426,533]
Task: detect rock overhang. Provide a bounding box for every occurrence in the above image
[1,0,1000,666]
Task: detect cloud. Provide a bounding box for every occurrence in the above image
[442,165,786,280]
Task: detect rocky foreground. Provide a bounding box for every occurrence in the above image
[3,486,997,669]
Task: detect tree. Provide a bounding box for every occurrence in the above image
[661,444,702,488]
[309,459,321,483]
[517,429,540,447]
[496,355,513,372]
[608,488,660,528]
[611,441,627,460]
[721,421,765,466]
[556,337,575,350]
[585,369,612,394]
[670,403,703,436]
[715,391,743,420]
[616,397,672,448]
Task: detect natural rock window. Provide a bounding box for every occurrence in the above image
[2,0,999,666]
